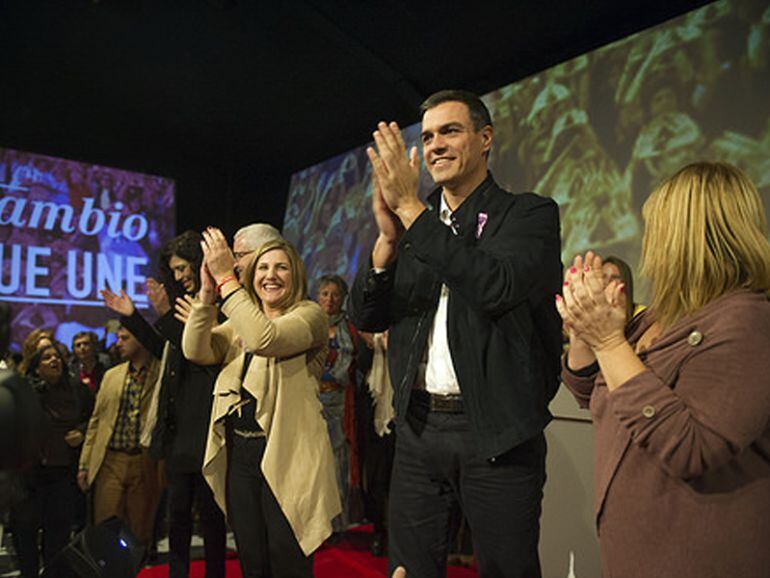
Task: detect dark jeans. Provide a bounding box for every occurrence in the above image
[362,429,395,536]
[149,488,168,555]
[388,398,546,578]
[226,434,312,578]
[166,468,226,578]
[357,388,395,537]
[10,466,75,578]
[72,480,88,532]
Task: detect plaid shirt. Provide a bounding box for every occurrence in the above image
[109,363,148,451]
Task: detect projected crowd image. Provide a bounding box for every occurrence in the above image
[284,0,770,301]
[0,148,175,352]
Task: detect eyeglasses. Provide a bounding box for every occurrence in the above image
[233,251,254,260]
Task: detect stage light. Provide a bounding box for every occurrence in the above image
[44,517,144,578]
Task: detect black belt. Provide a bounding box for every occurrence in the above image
[412,389,464,413]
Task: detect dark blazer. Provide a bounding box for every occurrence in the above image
[350,174,563,458]
[26,373,93,468]
[69,358,108,395]
[562,289,770,578]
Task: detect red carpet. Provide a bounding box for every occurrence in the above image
[137,526,478,577]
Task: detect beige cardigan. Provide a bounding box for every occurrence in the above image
[182,290,341,555]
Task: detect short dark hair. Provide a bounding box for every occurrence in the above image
[159,230,204,296]
[72,331,98,348]
[420,89,493,131]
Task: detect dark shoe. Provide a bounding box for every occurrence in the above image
[370,533,386,557]
[447,554,474,567]
[143,544,159,566]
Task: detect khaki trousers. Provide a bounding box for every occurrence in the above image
[93,449,160,545]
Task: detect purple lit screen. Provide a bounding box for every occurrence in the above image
[0,148,175,353]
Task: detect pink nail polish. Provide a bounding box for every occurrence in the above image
[584,265,590,272]
[563,281,569,286]
[555,294,562,302]
[569,267,576,274]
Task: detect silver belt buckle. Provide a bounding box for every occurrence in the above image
[233,429,265,439]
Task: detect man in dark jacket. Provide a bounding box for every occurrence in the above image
[70,330,109,394]
[102,230,226,578]
[350,90,562,578]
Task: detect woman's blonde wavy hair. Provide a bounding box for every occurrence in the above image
[640,161,770,329]
[241,239,308,313]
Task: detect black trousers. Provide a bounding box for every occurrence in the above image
[166,468,226,578]
[357,387,396,537]
[388,398,546,578]
[361,429,395,536]
[226,434,312,578]
[10,466,75,578]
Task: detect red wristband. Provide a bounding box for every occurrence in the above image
[215,274,238,295]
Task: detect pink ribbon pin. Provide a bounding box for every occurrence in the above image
[476,212,488,239]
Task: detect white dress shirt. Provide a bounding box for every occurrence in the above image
[418,195,461,396]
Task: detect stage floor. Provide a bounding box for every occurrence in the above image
[137,525,478,578]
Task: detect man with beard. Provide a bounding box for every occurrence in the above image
[101,230,226,578]
[77,326,160,546]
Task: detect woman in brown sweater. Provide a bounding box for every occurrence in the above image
[557,162,770,578]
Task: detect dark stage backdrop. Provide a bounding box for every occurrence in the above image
[284,0,770,300]
[0,148,175,353]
